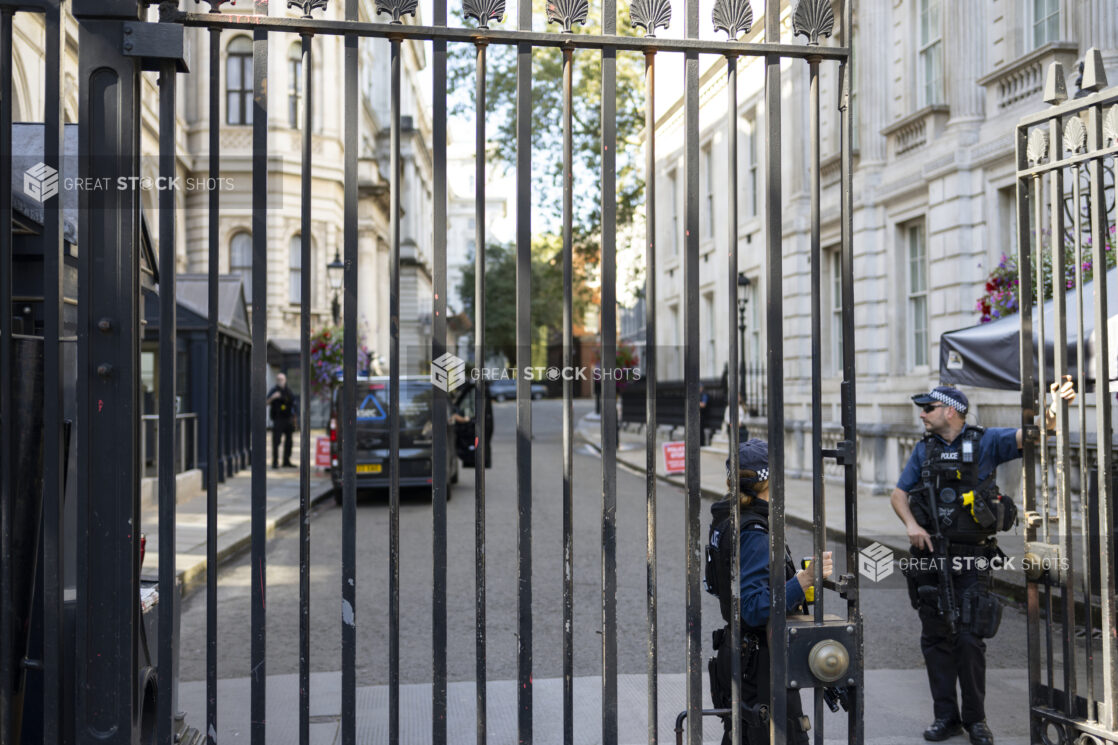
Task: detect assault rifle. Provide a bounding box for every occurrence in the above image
[918,469,960,635]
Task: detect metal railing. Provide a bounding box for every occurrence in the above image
[140,413,200,479]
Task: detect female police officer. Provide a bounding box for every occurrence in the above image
[707,439,834,745]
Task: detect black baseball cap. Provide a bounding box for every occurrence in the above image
[912,386,968,414]
[726,438,770,491]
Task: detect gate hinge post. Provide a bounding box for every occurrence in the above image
[122,21,189,72]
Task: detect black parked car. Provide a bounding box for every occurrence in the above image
[329,376,459,502]
[486,378,547,401]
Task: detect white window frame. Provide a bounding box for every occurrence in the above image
[917,0,943,108]
[906,223,929,369]
[830,248,844,375]
[702,143,714,238]
[226,36,253,126]
[230,231,253,304]
[288,43,302,129]
[1030,0,1060,50]
[668,168,680,255]
[289,234,302,304]
[703,291,716,376]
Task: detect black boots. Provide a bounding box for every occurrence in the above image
[923,717,963,741]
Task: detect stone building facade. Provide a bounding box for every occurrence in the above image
[9,1,436,376]
[649,0,1118,493]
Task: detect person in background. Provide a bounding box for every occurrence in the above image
[266,372,296,469]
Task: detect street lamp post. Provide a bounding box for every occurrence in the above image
[736,272,750,402]
[327,250,344,326]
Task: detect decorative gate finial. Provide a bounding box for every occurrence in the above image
[194,0,235,12]
[376,0,419,24]
[711,0,751,40]
[288,0,329,17]
[463,0,506,28]
[629,0,671,37]
[1026,129,1049,166]
[546,0,589,33]
[1044,62,1067,105]
[1081,47,1108,92]
[791,0,834,45]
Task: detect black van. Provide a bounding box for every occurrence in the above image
[328,376,459,502]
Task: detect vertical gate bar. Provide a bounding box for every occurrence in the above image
[206,24,222,745]
[1047,111,1076,710]
[683,0,701,734]
[561,43,575,745]
[389,34,403,745]
[642,46,659,745]
[0,9,13,744]
[1034,166,1049,545]
[341,1,359,741]
[473,39,489,745]
[1087,101,1117,732]
[807,55,823,626]
[76,17,142,742]
[515,0,533,734]
[299,29,314,745]
[1014,124,1040,729]
[600,0,619,736]
[157,56,180,745]
[764,0,787,741]
[807,53,824,745]
[838,1,863,736]
[725,52,742,745]
[41,2,66,740]
[432,0,449,738]
[1071,148,1095,723]
[250,27,269,745]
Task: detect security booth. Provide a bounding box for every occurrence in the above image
[143,275,252,484]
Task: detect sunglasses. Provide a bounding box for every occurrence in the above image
[922,403,946,413]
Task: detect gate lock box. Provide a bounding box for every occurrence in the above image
[783,616,860,690]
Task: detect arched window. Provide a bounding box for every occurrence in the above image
[288,43,303,129]
[230,231,253,304]
[289,234,303,304]
[227,36,253,126]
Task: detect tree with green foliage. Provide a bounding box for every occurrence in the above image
[448,0,647,342]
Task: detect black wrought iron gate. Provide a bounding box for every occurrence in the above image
[0,0,862,744]
[1017,55,1118,745]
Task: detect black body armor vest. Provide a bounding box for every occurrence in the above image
[908,426,1016,542]
[704,498,802,630]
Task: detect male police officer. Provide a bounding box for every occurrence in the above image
[891,382,1074,745]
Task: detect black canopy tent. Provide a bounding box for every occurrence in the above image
[939,265,1118,390]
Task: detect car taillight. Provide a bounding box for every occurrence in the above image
[140,533,146,566]
[329,417,337,442]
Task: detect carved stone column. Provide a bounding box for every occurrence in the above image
[946,0,985,124]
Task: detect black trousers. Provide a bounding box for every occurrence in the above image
[917,568,987,724]
[272,417,294,466]
[713,636,810,745]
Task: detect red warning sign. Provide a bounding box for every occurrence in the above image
[662,441,686,475]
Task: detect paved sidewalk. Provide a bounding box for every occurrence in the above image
[575,413,1029,598]
[179,669,1036,744]
[140,445,335,597]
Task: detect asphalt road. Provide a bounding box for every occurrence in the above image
[179,398,1030,685]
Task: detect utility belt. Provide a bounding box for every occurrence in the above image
[902,550,1004,639]
[708,625,764,713]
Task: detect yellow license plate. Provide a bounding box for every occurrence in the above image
[356,464,383,474]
